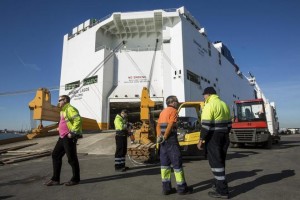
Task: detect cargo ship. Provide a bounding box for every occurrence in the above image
[59,6,256,129]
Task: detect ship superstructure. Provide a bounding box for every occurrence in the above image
[59,7,255,129]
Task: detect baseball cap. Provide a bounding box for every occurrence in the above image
[202,87,217,95]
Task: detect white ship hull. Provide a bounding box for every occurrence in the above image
[59,7,255,129]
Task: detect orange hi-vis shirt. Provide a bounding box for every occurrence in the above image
[158,106,178,124]
[157,106,178,142]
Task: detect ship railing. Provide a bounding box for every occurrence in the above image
[68,8,179,40]
[123,47,157,51]
[162,8,177,12]
[95,45,157,52]
[92,14,112,26]
[68,14,112,40]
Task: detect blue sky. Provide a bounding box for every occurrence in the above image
[0,0,299,130]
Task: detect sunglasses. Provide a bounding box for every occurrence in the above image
[58,98,65,102]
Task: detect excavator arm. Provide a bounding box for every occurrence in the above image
[127,87,157,161]
[135,87,156,144]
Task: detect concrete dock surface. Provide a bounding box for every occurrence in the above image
[0,132,300,200]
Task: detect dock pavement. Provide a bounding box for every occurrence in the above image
[0,132,300,200]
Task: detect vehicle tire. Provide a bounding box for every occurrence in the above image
[264,137,272,149]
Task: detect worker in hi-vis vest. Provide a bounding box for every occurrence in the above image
[197,87,231,199]
[114,109,130,172]
[156,95,193,195]
[44,95,82,187]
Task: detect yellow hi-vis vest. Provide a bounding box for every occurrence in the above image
[114,114,127,131]
[200,94,231,140]
[61,103,82,134]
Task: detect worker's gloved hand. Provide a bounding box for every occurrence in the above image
[157,135,165,144]
[197,139,204,150]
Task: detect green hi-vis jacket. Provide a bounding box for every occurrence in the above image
[61,103,82,134]
[200,94,231,140]
[114,114,127,131]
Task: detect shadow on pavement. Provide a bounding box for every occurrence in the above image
[80,165,160,184]
[191,169,295,198]
[190,169,263,194]
[227,169,263,182]
[0,175,46,187]
[229,169,295,198]
[227,151,259,160]
[0,195,15,200]
[190,178,214,193]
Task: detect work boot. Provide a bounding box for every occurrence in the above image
[64,181,80,186]
[121,166,129,172]
[162,188,176,195]
[208,191,229,199]
[178,186,193,195]
[44,179,60,186]
[116,166,129,172]
[211,183,217,192]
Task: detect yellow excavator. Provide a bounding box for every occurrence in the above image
[27,88,100,139]
[127,87,205,160]
[127,87,157,160]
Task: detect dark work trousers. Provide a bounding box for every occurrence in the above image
[160,141,188,193]
[206,132,230,194]
[51,137,80,182]
[115,133,127,170]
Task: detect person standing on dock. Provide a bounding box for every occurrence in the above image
[156,95,193,195]
[197,87,231,199]
[44,95,82,186]
[114,109,130,172]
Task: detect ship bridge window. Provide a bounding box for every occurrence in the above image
[208,42,211,56]
[83,75,98,86]
[218,52,222,65]
[187,70,200,85]
[65,81,80,90]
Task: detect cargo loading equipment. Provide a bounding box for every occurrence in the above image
[28,88,100,139]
